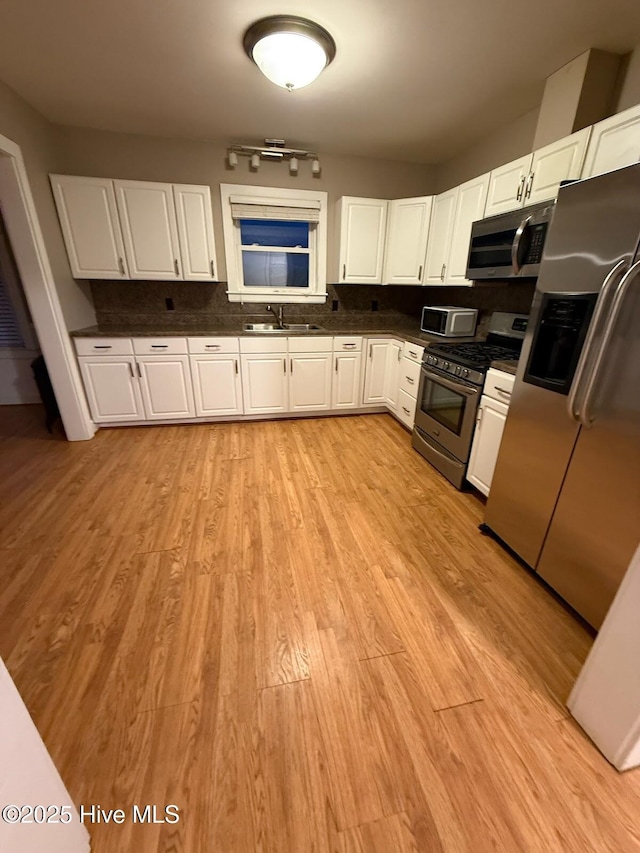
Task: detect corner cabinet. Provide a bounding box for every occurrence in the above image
[582,103,640,178]
[382,197,432,285]
[336,197,388,283]
[50,175,218,282]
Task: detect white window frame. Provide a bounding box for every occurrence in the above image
[220,183,328,304]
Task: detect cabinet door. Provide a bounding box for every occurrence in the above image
[383,196,432,285]
[424,188,458,284]
[447,173,491,284]
[527,128,591,205]
[173,184,218,281]
[466,394,509,496]
[384,340,403,411]
[362,340,390,405]
[289,352,333,412]
[582,103,640,178]
[137,355,195,419]
[338,197,388,283]
[50,175,128,279]
[332,351,363,409]
[484,154,533,216]
[191,354,242,417]
[241,354,289,414]
[114,180,182,280]
[78,355,144,422]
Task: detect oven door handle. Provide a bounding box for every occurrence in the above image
[420,366,479,397]
[511,215,532,275]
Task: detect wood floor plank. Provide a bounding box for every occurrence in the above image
[1,405,639,853]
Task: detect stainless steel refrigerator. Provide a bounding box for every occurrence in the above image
[484,163,640,630]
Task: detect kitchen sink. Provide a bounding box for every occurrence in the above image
[243,322,325,333]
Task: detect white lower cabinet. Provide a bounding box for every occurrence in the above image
[362,339,391,405]
[241,354,289,414]
[137,355,196,419]
[78,355,144,423]
[385,340,403,411]
[191,354,242,417]
[289,352,333,412]
[467,368,515,496]
[332,351,363,409]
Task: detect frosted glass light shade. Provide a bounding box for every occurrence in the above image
[244,17,336,92]
[252,33,328,90]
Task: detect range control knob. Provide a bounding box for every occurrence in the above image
[443,361,450,370]
[455,365,461,375]
[462,368,470,378]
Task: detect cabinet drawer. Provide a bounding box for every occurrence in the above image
[240,337,287,354]
[132,337,188,355]
[74,337,133,356]
[333,336,363,352]
[288,336,333,353]
[397,389,417,429]
[403,341,425,363]
[188,336,239,354]
[398,357,421,398]
[484,367,515,403]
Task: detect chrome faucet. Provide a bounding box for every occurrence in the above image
[266,304,285,328]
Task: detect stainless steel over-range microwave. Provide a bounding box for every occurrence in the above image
[466,200,555,281]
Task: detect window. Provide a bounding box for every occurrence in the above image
[0,212,37,350]
[220,184,328,303]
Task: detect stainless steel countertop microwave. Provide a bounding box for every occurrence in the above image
[420,306,478,337]
[466,200,555,281]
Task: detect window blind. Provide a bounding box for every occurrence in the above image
[229,196,321,223]
[0,273,24,347]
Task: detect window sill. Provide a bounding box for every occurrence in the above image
[226,292,327,304]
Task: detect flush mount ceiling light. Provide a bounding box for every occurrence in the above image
[243,15,336,91]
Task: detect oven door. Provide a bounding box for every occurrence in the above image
[414,365,480,461]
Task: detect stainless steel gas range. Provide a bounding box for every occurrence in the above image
[412,312,528,488]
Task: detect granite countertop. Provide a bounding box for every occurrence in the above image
[490,359,519,376]
[70,324,481,348]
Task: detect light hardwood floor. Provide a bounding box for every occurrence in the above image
[1,405,639,852]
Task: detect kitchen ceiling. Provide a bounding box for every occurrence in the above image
[1,0,640,164]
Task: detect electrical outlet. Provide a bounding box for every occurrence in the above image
[332,299,339,312]
[371,300,379,312]
[165,297,174,311]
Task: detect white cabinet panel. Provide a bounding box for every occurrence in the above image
[337,197,388,283]
[397,388,417,429]
[403,341,425,363]
[241,354,289,414]
[582,103,640,178]
[132,337,188,355]
[114,180,181,280]
[332,351,363,409]
[398,356,421,398]
[385,339,403,411]
[383,196,432,285]
[74,337,133,356]
[485,155,533,216]
[362,339,390,405]
[467,394,509,496]
[424,188,457,284]
[173,184,218,281]
[191,355,243,417]
[447,173,490,284]
[50,175,127,279]
[528,128,590,205]
[288,336,334,352]
[333,336,362,352]
[137,355,195,419]
[188,336,239,354]
[289,352,333,411]
[79,355,144,422]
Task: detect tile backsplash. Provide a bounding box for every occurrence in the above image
[89,279,536,334]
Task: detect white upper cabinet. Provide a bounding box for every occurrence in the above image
[484,154,533,216]
[447,173,490,285]
[424,188,458,284]
[527,128,591,204]
[582,103,640,178]
[114,180,182,280]
[383,196,433,285]
[337,197,388,283]
[173,184,218,281]
[50,175,128,279]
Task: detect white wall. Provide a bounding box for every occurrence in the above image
[0,659,90,851]
[0,350,40,404]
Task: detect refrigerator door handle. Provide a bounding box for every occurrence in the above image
[566,259,627,423]
[511,216,532,274]
[581,257,640,427]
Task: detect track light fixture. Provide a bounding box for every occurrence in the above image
[226,139,321,176]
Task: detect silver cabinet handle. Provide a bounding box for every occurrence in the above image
[511,215,532,275]
[290,358,293,374]
[516,175,525,202]
[235,359,238,375]
[418,264,423,280]
[525,172,534,200]
[369,344,373,359]
[151,344,168,349]
[409,350,418,358]
[440,263,445,281]
[495,386,511,396]
[342,343,356,349]
[335,357,338,373]
[406,376,415,384]
[342,263,346,280]
[476,405,483,424]
[205,344,221,349]
[402,406,411,415]
[210,260,215,277]
[283,358,286,374]
[128,362,134,378]
[137,362,142,378]
[581,258,640,426]
[93,345,112,349]
[567,259,627,423]
[118,257,126,275]
[174,258,180,276]
[397,347,402,361]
